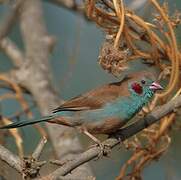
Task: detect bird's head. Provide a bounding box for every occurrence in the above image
[117,72,163,120]
[128,75,163,98]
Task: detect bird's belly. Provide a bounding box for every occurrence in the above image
[82,117,125,134]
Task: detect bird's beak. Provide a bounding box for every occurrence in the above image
[149,82,163,91]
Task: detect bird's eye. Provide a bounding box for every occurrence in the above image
[141,80,146,84]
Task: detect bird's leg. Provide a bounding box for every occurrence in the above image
[83,129,102,145]
[83,129,110,158]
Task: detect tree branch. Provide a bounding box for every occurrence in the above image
[15,0,93,178]
[0,0,93,178]
[32,137,47,160]
[45,95,181,178]
[0,144,22,173]
[0,38,24,67]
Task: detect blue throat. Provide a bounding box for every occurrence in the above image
[120,89,155,120]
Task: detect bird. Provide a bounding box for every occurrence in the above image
[0,71,163,148]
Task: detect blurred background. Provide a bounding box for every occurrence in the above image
[0,0,181,179]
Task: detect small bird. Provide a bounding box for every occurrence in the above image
[0,71,163,147]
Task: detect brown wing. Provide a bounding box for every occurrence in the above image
[53,71,155,113]
[53,76,129,113]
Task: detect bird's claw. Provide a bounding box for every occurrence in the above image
[89,143,111,160]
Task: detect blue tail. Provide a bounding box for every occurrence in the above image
[0,115,53,129]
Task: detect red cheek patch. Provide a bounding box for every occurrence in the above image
[131,83,143,94]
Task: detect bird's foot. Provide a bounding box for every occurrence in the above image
[83,130,111,159]
[89,142,111,160]
[100,143,111,158]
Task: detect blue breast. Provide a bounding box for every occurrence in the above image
[79,90,154,123]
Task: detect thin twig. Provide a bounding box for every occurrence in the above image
[0,38,24,67]
[32,137,47,160]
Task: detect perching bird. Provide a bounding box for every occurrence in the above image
[0,71,163,146]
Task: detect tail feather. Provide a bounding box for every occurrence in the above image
[0,115,53,129]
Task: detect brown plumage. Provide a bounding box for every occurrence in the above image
[53,71,155,112]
